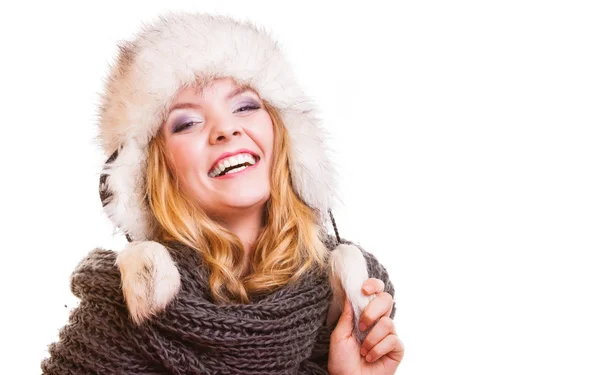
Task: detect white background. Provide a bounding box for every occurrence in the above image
[1,1,598,374]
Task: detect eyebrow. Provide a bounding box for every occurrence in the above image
[168,86,254,114]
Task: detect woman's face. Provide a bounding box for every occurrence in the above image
[161,77,274,220]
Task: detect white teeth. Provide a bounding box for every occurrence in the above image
[225,165,248,175]
[209,153,257,177]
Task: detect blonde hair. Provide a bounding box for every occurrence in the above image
[145,99,329,304]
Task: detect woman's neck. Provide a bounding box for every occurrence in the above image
[215,205,266,259]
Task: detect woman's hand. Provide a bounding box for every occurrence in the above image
[328,278,404,375]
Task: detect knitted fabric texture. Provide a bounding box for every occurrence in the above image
[41,235,396,374]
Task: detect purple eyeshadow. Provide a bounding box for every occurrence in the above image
[172,115,193,131]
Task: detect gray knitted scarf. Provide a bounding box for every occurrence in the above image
[41,235,396,374]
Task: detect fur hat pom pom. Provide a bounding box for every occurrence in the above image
[327,243,375,343]
[115,241,181,325]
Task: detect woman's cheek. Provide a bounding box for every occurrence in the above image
[171,138,204,175]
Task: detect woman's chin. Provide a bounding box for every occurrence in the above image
[220,194,270,211]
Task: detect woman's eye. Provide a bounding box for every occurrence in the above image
[235,104,261,113]
[172,104,259,132]
[174,121,198,133]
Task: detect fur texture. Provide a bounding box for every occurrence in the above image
[96,11,339,237]
[327,243,377,342]
[115,241,181,325]
[95,11,380,340]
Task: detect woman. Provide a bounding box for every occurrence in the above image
[41,11,404,374]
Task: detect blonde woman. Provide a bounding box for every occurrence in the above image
[41,11,404,374]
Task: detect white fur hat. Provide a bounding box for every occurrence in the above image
[97,11,374,337]
[97,11,338,240]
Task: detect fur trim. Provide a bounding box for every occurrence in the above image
[100,140,155,241]
[96,11,339,242]
[115,241,181,325]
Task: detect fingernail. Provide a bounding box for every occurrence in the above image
[366,354,372,362]
[360,347,367,356]
[363,285,373,294]
[359,322,367,331]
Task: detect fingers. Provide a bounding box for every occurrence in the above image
[360,315,396,358]
[363,330,404,363]
[358,291,394,331]
[362,277,393,317]
[362,278,385,295]
[330,298,355,342]
[356,278,403,364]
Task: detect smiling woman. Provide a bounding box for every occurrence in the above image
[158,78,274,233]
[40,10,402,375]
[145,76,327,295]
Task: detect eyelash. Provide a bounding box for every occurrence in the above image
[173,104,261,133]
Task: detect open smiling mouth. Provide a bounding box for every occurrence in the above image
[208,153,260,178]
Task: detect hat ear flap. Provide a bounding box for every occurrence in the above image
[99,149,181,324]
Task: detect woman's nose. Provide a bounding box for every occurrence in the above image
[209,117,243,144]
